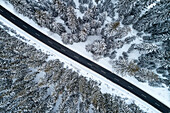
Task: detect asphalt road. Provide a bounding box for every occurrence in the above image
[0,5,169,113]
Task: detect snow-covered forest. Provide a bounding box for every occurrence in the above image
[0,0,169,111]
[3,0,169,89]
[0,22,146,112]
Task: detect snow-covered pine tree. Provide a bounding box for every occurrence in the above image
[61,33,73,44]
[96,28,101,35]
[83,8,94,22]
[34,10,51,27]
[72,33,79,43]
[90,28,96,35]
[66,6,78,33]
[134,43,158,54]
[8,0,22,7]
[82,23,91,35]
[136,68,159,83]
[54,0,66,15]
[91,5,100,19]
[79,30,88,42]
[98,12,107,25]
[124,36,136,44]
[115,40,124,49]
[67,33,74,44]
[10,0,28,15]
[90,20,102,29]
[105,21,120,37]
[112,58,140,76]
[50,22,66,35]
[85,39,107,60]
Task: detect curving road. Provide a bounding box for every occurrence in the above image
[0,5,169,113]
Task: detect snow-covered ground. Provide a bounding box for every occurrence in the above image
[0,0,169,109]
[0,14,160,113]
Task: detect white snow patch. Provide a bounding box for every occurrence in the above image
[92,0,97,6]
[54,17,65,24]
[141,0,160,16]
[53,94,62,112]
[47,84,55,95]
[88,104,95,112]
[74,0,80,8]
[147,3,156,9]
[114,11,119,20]
[75,8,84,19]
[34,71,46,83]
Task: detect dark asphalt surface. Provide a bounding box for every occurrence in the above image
[0,5,169,113]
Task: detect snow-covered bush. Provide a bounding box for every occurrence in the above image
[86,39,107,60]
